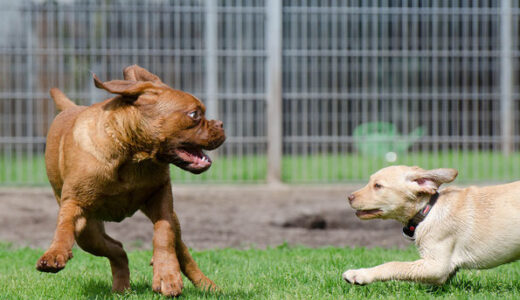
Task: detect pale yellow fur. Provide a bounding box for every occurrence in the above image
[343,165,520,285]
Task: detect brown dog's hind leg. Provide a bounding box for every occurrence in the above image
[36,200,82,273]
[75,219,130,293]
[171,210,218,292]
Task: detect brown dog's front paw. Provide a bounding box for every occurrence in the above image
[153,269,184,297]
[194,276,219,292]
[36,249,73,273]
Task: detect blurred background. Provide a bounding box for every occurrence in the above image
[0,0,519,185]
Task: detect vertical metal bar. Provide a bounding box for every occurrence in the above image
[410,0,418,166]
[330,0,339,181]
[471,3,479,177]
[461,0,469,176]
[309,9,317,181]
[26,4,34,183]
[236,4,244,179]
[501,0,513,155]
[482,5,491,177]
[288,4,297,182]
[245,1,253,181]
[205,0,219,181]
[88,0,96,105]
[352,3,360,179]
[205,0,218,120]
[512,3,520,177]
[442,1,449,163]
[301,2,308,182]
[432,0,439,168]
[362,1,370,174]
[266,0,282,184]
[14,2,25,183]
[224,0,233,182]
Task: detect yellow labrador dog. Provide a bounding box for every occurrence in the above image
[343,165,520,285]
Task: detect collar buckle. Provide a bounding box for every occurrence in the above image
[402,228,416,241]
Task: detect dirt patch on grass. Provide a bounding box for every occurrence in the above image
[0,185,410,250]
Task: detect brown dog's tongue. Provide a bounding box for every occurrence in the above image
[173,147,211,167]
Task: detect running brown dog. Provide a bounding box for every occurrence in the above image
[36,65,225,296]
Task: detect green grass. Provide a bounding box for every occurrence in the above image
[282,151,520,183]
[3,151,520,185]
[2,243,520,299]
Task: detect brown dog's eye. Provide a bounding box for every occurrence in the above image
[374,183,382,189]
[187,111,200,120]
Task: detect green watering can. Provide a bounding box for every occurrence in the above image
[353,122,425,158]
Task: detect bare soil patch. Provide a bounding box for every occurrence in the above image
[0,185,410,250]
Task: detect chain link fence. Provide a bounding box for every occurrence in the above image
[0,0,519,185]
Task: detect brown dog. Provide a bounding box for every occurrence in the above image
[36,65,225,296]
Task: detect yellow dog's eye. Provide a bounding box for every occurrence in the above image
[374,183,382,189]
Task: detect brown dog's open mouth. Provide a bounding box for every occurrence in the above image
[169,147,212,174]
[355,209,383,219]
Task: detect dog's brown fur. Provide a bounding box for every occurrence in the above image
[36,65,225,296]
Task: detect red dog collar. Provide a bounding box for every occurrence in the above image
[402,192,439,241]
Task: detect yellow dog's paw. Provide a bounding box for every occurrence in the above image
[342,269,372,285]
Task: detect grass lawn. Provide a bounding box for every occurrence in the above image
[3,151,520,185]
[1,243,520,299]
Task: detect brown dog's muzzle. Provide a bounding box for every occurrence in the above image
[158,118,226,174]
[203,120,226,150]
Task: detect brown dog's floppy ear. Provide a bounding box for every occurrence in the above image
[123,65,163,83]
[93,74,157,99]
[406,168,458,195]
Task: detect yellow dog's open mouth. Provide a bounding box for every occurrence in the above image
[355,209,383,219]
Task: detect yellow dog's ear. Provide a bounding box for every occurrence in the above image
[93,73,160,99]
[406,168,458,195]
[123,64,163,83]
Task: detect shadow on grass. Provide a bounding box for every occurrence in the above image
[81,279,118,298]
[341,273,520,299]
[419,275,520,297]
[81,279,256,299]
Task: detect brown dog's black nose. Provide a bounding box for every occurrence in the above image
[348,194,355,204]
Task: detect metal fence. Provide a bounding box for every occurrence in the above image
[0,0,519,185]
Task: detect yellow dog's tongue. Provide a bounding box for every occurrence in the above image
[355,209,382,218]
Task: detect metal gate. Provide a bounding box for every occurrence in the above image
[0,0,519,185]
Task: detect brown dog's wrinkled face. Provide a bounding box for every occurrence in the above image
[151,90,225,173]
[95,65,226,174]
[347,166,458,222]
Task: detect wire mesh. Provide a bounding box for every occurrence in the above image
[0,0,518,185]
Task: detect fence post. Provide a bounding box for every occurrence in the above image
[26,3,34,183]
[205,0,218,120]
[266,0,283,184]
[501,0,513,155]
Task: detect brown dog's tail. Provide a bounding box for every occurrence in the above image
[49,88,76,111]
